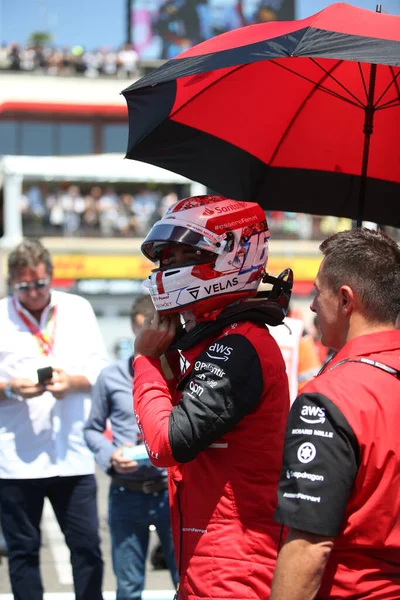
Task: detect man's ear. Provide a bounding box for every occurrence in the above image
[339,285,355,315]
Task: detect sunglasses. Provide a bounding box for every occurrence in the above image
[13,279,50,293]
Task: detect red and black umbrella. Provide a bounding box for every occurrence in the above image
[122,3,400,227]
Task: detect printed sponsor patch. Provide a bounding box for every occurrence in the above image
[206,342,233,362]
[286,470,324,482]
[204,278,239,295]
[189,381,204,397]
[207,379,218,388]
[283,492,321,503]
[194,361,225,377]
[187,286,200,299]
[300,405,326,425]
[297,442,316,464]
[291,428,333,439]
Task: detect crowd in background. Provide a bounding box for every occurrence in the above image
[21,184,179,238]
[20,183,359,240]
[0,42,141,78]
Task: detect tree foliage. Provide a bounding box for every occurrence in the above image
[28,31,53,47]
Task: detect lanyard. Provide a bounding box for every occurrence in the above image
[325,356,400,379]
[13,297,57,356]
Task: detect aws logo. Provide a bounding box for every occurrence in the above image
[206,342,233,362]
[300,405,326,425]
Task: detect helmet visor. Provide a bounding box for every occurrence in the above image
[141,223,222,262]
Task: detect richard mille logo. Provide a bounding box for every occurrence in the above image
[187,286,200,299]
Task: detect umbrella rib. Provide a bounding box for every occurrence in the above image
[268,61,352,167]
[374,66,400,109]
[309,58,366,108]
[271,59,364,109]
[357,62,369,103]
[167,63,248,121]
[376,98,400,110]
[168,58,364,125]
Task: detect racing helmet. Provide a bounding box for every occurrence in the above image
[141,195,270,318]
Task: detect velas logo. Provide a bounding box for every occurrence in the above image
[187,286,200,299]
[204,277,239,295]
[203,207,215,216]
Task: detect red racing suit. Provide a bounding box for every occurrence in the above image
[134,319,290,599]
[275,330,400,599]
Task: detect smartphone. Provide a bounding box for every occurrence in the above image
[122,445,151,465]
[37,366,53,384]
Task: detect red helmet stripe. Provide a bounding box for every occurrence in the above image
[156,271,165,294]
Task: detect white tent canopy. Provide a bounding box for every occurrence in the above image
[0,154,206,245]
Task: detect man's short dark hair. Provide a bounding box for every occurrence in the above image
[319,228,400,324]
[130,294,155,324]
[8,239,53,281]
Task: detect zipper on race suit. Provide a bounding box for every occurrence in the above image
[173,480,183,600]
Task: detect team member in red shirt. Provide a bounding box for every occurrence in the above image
[133,195,291,599]
[272,228,400,600]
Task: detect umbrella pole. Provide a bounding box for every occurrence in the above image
[357,6,381,228]
[357,63,377,228]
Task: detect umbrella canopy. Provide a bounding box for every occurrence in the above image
[122,2,400,228]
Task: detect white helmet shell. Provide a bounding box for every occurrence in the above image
[141,195,269,317]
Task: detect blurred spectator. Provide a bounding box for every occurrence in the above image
[0,44,10,69]
[98,187,120,236]
[117,193,137,235]
[9,43,21,70]
[1,41,143,78]
[20,183,163,237]
[133,188,162,235]
[26,185,46,220]
[18,182,389,241]
[59,185,85,236]
[117,43,139,79]
[82,186,102,233]
[102,48,118,76]
[46,189,64,230]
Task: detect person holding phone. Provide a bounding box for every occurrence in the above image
[0,238,108,600]
[84,294,178,600]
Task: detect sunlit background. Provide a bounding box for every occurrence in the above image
[1,0,400,356]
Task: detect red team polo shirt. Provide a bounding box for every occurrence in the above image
[276,330,400,599]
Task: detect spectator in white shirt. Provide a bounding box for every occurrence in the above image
[117,43,139,78]
[0,238,108,600]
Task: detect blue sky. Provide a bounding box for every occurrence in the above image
[1,0,400,50]
[296,0,400,19]
[0,0,126,49]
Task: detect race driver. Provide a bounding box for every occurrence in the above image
[132,195,292,599]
